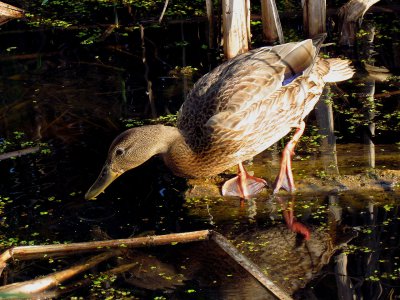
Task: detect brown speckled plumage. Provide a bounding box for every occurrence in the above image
[85,39,354,199]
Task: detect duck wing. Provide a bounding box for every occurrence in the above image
[177,40,316,158]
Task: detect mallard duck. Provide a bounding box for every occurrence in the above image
[85,37,354,200]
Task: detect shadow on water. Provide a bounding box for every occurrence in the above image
[0,8,399,299]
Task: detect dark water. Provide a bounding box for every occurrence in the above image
[0,11,399,300]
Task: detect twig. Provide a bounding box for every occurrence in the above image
[0,52,59,61]
[140,24,157,118]
[99,24,117,42]
[0,147,39,161]
[158,0,169,23]
[374,90,400,98]
[69,61,125,72]
[0,251,118,295]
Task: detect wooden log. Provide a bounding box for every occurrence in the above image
[261,0,284,44]
[302,0,326,37]
[222,0,250,59]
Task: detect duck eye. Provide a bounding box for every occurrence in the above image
[115,148,124,156]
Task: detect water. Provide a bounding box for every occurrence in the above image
[0,11,399,300]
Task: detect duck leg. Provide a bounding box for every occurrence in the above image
[273,121,305,193]
[222,163,267,199]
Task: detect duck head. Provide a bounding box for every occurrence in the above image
[85,125,178,200]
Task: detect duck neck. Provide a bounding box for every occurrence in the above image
[156,125,200,177]
[152,125,183,153]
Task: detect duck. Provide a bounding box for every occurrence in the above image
[85,36,354,200]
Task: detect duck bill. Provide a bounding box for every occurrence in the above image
[85,164,120,200]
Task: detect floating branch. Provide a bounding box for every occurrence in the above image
[0,230,211,275]
[0,230,292,299]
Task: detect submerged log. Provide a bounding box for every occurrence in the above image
[338,0,380,46]
[302,0,326,37]
[222,0,250,59]
[261,0,284,44]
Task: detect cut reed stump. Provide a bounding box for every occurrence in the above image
[302,0,326,37]
[206,0,215,49]
[338,0,380,46]
[261,0,284,44]
[222,0,250,59]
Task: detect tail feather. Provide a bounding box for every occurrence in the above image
[323,58,355,82]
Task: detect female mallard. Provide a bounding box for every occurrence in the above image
[85,37,354,200]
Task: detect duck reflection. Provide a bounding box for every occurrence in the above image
[110,195,353,298]
[276,195,311,241]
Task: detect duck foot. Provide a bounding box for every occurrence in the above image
[273,121,305,193]
[222,163,267,199]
